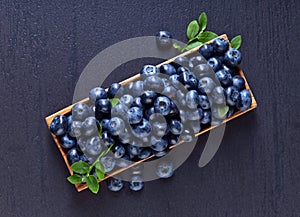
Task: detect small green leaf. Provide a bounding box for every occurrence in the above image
[173,43,182,52]
[67,174,83,184]
[231,35,242,49]
[109,98,120,107]
[95,168,105,180]
[86,175,99,194]
[95,161,105,173]
[184,41,202,51]
[71,161,90,174]
[187,20,200,40]
[197,31,218,43]
[98,121,103,138]
[218,105,229,118]
[198,12,208,32]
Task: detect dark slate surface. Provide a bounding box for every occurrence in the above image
[0,0,299,216]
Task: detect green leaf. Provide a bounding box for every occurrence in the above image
[218,105,229,118]
[197,31,218,43]
[173,43,182,52]
[67,174,83,184]
[184,41,202,51]
[86,175,99,194]
[71,161,90,174]
[231,35,242,49]
[198,12,208,32]
[109,98,120,107]
[98,121,102,138]
[187,20,200,40]
[95,161,105,173]
[95,168,105,180]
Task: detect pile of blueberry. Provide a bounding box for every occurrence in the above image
[49,37,252,192]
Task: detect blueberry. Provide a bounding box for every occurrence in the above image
[207,57,221,72]
[201,111,212,125]
[212,86,225,104]
[190,56,206,68]
[101,156,116,173]
[198,77,216,94]
[188,120,201,133]
[185,90,199,109]
[226,106,235,118]
[154,96,171,116]
[187,108,204,121]
[178,71,198,90]
[111,103,128,119]
[198,95,210,110]
[72,103,90,121]
[129,176,144,191]
[131,97,143,108]
[198,44,214,59]
[77,137,87,152]
[127,144,143,156]
[179,127,195,142]
[131,81,144,97]
[107,83,123,99]
[116,155,132,168]
[169,74,181,88]
[141,91,157,107]
[107,117,125,136]
[152,137,168,152]
[215,69,233,86]
[156,31,172,48]
[127,107,143,124]
[177,66,189,75]
[151,119,167,137]
[236,89,252,111]
[160,64,177,76]
[67,115,73,131]
[153,148,170,157]
[167,133,179,145]
[118,128,133,144]
[143,107,156,120]
[60,134,76,149]
[156,162,174,178]
[67,148,80,165]
[107,178,124,192]
[143,75,165,93]
[101,131,115,147]
[89,87,107,102]
[132,118,152,138]
[50,115,68,136]
[112,144,126,159]
[79,154,89,163]
[140,65,160,77]
[81,117,98,137]
[224,48,242,67]
[168,101,179,117]
[100,118,110,130]
[86,136,102,156]
[162,85,177,99]
[168,119,183,135]
[212,38,229,54]
[174,56,191,68]
[95,99,112,114]
[138,148,152,159]
[232,75,245,91]
[120,94,134,107]
[193,64,212,78]
[225,86,240,106]
[222,64,237,76]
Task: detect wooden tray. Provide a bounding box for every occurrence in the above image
[45,34,257,192]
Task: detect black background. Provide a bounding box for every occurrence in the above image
[0,0,299,217]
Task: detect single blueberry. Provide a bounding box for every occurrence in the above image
[81,116,98,137]
[185,90,199,109]
[232,75,245,91]
[198,44,214,59]
[224,48,242,67]
[212,38,229,54]
[131,118,152,138]
[89,87,107,102]
[225,86,240,106]
[69,120,82,138]
[107,178,124,192]
[156,31,173,48]
[141,91,158,107]
[151,137,168,152]
[101,156,116,173]
[198,77,216,94]
[212,86,225,104]
[156,162,174,178]
[60,134,76,149]
[190,55,206,68]
[138,148,152,159]
[215,69,233,86]
[127,144,143,156]
[160,64,177,76]
[198,95,211,110]
[154,96,171,116]
[95,99,112,114]
[67,148,80,165]
[193,64,212,78]
[140,65,160,78]
[72,103,91,121]
[201,111,212,125]
[85,136,102,156]
[168,119,183,135]
[50,115,68,136]
[107,117,125,136]
[120,94,134,108]
[143,75,165,93]
[236,89,252,111]
[127,107,143,124]
[112,144,126,159]
[129,176,144,191]
[174,56,191,69]
[107,83,123,99]
[207,57,221,72]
